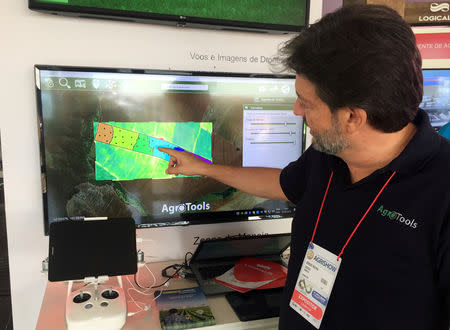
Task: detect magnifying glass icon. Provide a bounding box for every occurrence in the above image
[59,78,71,89]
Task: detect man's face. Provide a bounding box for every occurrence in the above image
[293,75,349,155]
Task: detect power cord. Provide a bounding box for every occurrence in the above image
[134,252,194,289]
[126,274,162,317]
[127,252,194,317]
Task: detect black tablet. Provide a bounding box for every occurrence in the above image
[48,218,137,282]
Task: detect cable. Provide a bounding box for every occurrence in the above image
[126,276,164,317]
[127,251,194,317]
[134,263,157,290]
[150,266,182,289]
[144,263,157,287]
[125,275,153,317]
[126,275,157,297]
[134,252,193,289]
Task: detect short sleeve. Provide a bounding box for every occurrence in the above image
[280,147,313,204]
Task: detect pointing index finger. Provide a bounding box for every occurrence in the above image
[158,146,176,155]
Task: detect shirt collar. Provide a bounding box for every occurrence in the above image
[328,109,440,185]
[383,108,441,176]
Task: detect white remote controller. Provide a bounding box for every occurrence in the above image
[65,283,127,330]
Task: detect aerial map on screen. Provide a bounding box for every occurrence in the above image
[36,67,303,230]
[94,121,212,180]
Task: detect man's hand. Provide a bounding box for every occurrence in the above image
[158,147,287,200]
[158,147,210,176]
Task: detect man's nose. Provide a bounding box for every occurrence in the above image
[293,100,305,117]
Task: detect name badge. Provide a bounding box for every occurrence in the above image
[289,243,341,329]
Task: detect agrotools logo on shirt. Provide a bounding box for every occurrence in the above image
[377,205,418,229]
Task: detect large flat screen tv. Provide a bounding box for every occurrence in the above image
[421,69,450,130]
[28,0,309,34]
[34,65,305,234]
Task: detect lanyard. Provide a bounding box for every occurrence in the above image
[309,170,397,260]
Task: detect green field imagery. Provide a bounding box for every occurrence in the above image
[37,0,306,26]
[94,121,212,181]
[160,306,215,330]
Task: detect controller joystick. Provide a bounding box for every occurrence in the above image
[65,283,126,330]
[102,289,119,299]
[73,292,91,303]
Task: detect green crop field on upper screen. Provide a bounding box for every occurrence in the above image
[35,0,307,26]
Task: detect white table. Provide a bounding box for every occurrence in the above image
[36,260,279,330]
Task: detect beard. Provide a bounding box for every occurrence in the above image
[311,115,349,155]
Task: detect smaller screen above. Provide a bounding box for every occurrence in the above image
[421,69,450,129]
[29,0,308,33]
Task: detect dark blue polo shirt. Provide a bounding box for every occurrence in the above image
[279,109,450,330]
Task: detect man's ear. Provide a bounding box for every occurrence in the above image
[339,107,367,134]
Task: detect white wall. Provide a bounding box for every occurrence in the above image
[0,1,323,329]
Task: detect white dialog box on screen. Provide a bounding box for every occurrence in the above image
[243,104,303,168]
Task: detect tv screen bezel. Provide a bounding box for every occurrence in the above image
[34,64,305,235]
[28,0,309,34]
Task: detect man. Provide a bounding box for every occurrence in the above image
[160,5,449,330]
